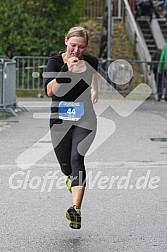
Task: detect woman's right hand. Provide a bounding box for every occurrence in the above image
[67,56,79,71]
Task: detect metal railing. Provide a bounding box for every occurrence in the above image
[98,58,167,101]
[82,0,123,19]
[123,0,151,62]
[82,0,105,18]
[98,59,151,94]
[13,56,49,92]
[13,55,167,100]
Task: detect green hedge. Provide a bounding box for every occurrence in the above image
[0,0,85,57]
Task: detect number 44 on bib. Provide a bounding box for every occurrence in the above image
[58,101,84,121]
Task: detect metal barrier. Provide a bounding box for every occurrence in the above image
[98,58,165,100]
[0,58,17,116]
[13,55,166,100]
[0,61,3,106]
[13,56,49,92]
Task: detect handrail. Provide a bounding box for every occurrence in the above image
[123,0,150,61]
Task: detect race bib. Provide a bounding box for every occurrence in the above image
[58,101,84,121]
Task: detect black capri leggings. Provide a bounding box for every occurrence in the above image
[50,123,96,187]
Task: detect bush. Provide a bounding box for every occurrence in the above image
[0,0,84,57]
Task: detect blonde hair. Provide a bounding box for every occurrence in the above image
[65,27,89,45]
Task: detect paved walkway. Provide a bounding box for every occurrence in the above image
[0,98,167,252]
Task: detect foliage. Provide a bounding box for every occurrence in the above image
[0,0,84,57]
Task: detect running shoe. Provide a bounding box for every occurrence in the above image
[66,205,81,229]
[66,176,72,193]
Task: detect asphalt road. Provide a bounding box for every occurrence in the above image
[0,98,167,252]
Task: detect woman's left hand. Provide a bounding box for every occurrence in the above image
[91,90,98,104]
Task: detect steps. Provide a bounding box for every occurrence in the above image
[158,19,167,40]
[138,20,157,56]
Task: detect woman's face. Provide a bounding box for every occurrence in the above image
[65,36,87,59]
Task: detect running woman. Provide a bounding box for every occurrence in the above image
[45,27,98,229]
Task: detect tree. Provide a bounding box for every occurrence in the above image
[0,0,84,57]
